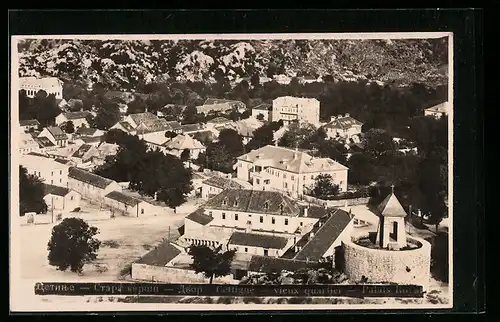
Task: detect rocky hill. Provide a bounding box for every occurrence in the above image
[17,38,448,90]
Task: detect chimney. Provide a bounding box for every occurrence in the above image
[145,106,148,113]
[303,207,308,217]
[330,116,337,122]
[345,113,350,117]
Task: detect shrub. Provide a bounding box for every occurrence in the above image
[72,207,81,212]
[102,240,120,248]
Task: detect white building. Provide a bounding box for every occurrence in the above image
[271,96,320,126]
[251,103,272,122]
[181,189,353,260]
[19,132,41,155]
[38,126,68,147]
[67,167,122,203]
[235,145,348,198]
[20,76,64,99]
[19,119,40,132]
[104,191,158,217]
[424,101,449,119]
[163,134,206,160]
[20,154,69,187]
[43,184,81,213]
[322,113,363,140]
[55,111,92,129]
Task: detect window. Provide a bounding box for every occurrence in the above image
[303,176,306,181]
[234,200,238,207]
[285,218,289,225]
[51,180,53,184]
[248,214,252,217]
[141,209,144,214]
[71,196,74,200]
[222,199,227,206]
[51,171,54,176]
[264,202,269,209]
[256,179,260,184]
[300,221,303,226]
[60,179,62,183]
[222,213,226,220]
[259,216,263,223]
[235,214,239,221]
[284,182,288,188]
[38,172,40,176]
[244,247,248,253]
[311,175,314,179]
[263,249,269,256]
[271,217,275,224]
[283,174,287,179]
[291,176,295,181]
[209,211,213,217]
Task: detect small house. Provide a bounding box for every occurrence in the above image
[251,103,272,122]
[322,113,363,140]
[38,126,68,147]
[19,119,40,132]
[67,167,122,203]
[19,132,41,155]
[163,134,206,160]
[104,191,157,217]
[75,127,105,137]
[55,111,92,129]
[43,184,81,213]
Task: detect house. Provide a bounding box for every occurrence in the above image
[181,189,333,258]
[206,117,233,130]
[20,154,69,187]
[72,136,103,146]
[19,119,40,132]
[200,175,248,199]
[67,167,122,203]
[111,112,177,136]
[293,209,353,264]
[104,191,158,217]
[235,145,349,198]
[273,74,292,85]
[59,98,84,111]
[180,123,206,135]
[196,98,246,115]
[70,144,99,165]
[110,121,137,135]
[20,76,63,99]
[251,103,272,122]
[38,126,68,147]
[233,118,263,145]
[271,96,320,126]
[142,132,172,154]
[34,136,57,153]
[75,127,105,137]
[424,101,449,119]
[56,111,92,129]
[163,134,206,160]
[43,184,81,213]
[19,132,41,155]
[322,113,363,140]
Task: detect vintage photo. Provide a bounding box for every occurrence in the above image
[10,33,452,311]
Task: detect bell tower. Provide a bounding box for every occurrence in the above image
[375,185,408,250]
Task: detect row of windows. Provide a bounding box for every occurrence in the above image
[24,90,61,97]
[214,211,290,225]
[51,170,63,176]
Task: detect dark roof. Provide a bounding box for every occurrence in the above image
[201,176,245,190]
[377,192,407,217]
[207,117,231,124]
[323,115,363,130]
[68,167,115,189]
[46,127,68,140]
[43,183,70,197]
[135,241,181,266]
[62,111,91,120]
[185,208,213,226]
[54,158,71,165]
[181,123,203,133]
[71,144,94,159]
[117,121,135,132]
[294,209,352,261]
[105,191,141,207]
[20,119,40,127]
[204,189,300,216]
[79,136,102,144]
[247,255,318,273]
[34,137,56,148]
[191,130,215,142]
[229,231,289,249]
[252,103,272,111]
[298,205,330,219]
[165,120,182,130]
[76,127,99,136]
[27,151,49,158]
[204,98,245,106]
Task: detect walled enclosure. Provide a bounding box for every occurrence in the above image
[342,235,431,290]
[131,263,238,284]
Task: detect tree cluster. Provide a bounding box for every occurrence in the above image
[195,128,245,173]
[95,130,193,210]
[188,244,236,284]
[19,166,47,215]
[19,90,61,126]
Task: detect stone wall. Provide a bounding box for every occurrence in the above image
[301,195,371,208]
[131,263,238,284]
[342,235,431,290]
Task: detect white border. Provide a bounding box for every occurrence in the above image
[10,32,454,312]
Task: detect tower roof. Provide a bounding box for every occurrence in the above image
[377,188,407,218]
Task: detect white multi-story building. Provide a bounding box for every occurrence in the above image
[322,113,363,140]
[271,96,320,126]
[19,132,41,155]
[20,77,64,99]
[235,145,348,198]
[67,167,122,204]
[20,154,70,187]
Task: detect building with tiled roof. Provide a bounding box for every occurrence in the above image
[43,183,81,213]
[38,126,68,147]
[180,123,205,134]
[251,103,272,122]
[323,113,363,140]
[375,187,409,249]
[110,121,136,134]
[200,175,247,199]
[135,241,182,267]
[75,127,104,137]
[20,154,70,187]
[19,119,40,132]
[229,231,288,250]
[19,132,41,155]
[103,190,157,217]
[196,98,246,115]
[163,134,206,160]
[55,111,91,129]
[294,209,353,262]
[271,96,320,126]
[71,144,98,163]
[186,208,214,226]
[235,145,349,197]
[247,255,318,274]
[424,101,449,119]
[67,167,122,202]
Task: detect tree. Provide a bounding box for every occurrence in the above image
[246,122,281,151]
[363,128,396,158]
[346,153,376,185]
[126,96,146,115]
[310,174,340,199]
[32,91,61,126]
[203,143,234,173]
[164,131,178,139]
[218,128,245,157]
[19,166,47,215]
[47,218,101,274]
[188,244,236,284]
[180,148,191,162]
[61,121,75,134]
[256,113,265,121]
[92,101,121,130]
[155,156,193,212]
[278,122,317,149]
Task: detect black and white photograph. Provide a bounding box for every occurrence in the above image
[10,32,452,311]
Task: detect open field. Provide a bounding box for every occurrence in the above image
[19,198,201,281]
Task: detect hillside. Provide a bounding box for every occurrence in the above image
[17,38,449,91]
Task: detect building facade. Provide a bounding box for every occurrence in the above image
[67,167,122,203]
[55,111,91,129]
[43,184,81,213]
[19,132,41,155]
[38,127,68,147]
[20,154,70,187]
[235,145,349,198]
[20,77,64,99]
[104,191,158,217]
[424,101,449,119]
[323,113,363,140]
[271,96,320,126]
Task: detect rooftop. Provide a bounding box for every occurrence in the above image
[204,189,300,216]
[252,103,272,111]
[298,205,331,219]
[273,96,320,104]
[105,191,141,207]
[180,123,204,133]
[61,111,91,120]
[20,76,63,89]
[201,175,245,190]
[135,242,182,266]
[71,144,94,159]
[247,255,318,273]
[323,114,363,130]
[229,231,289,249]
[20,154,68,170]
[20,119,40,127]
[185,208,213,226]
[204,98,244,106]
[207,117,231,124]
[237,145,348,173]
[34,137,56,148]
[76,127,100,136]
[425,101,449,114]
[43,183,70,197]
[164,134,205,150]
[45,127,68,140]
[68,167,115,189]
[377,190,407,218]
[294,209,352,261]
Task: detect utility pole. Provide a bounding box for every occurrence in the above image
[51,197,54,224]
[168,226,171,241]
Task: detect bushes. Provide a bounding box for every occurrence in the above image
[72,207,81,212]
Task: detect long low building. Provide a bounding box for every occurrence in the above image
[67,167,122,204]
[104,191,158,217]
[43,183,81,213]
